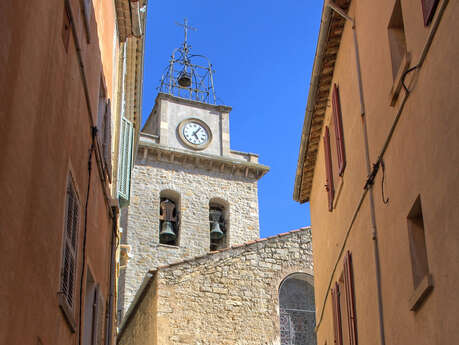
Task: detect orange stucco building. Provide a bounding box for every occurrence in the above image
[294,1,458,345]
[0,1,145,344]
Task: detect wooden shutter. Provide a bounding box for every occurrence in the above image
[91,285,105,345]
[118,117,134,202]
[103,100,112,179]
[332,84,346,176]
[343,251,358,345]
[324,126,335,211]
[421,0,439,26]
[331,283,343,345]
[61,179,79,308]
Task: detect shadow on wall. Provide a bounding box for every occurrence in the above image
[279,273,317,345]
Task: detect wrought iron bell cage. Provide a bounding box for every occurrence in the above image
[158,19,217,104]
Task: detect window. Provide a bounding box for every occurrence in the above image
[82,0,92,42]
[331,84,346,176]
[62,5,71,52]
[59,175,80,331]
[159,190,180,246]
[331,251,357,345]
[323,126,335,212]
[407,196,433,310]
[83,270,105,345]
[421,0,439,26]
[117,117,134,205]
[279,273,316,345]
[209,199,228,251]
[97,80,112,178]
[388,0,407,80]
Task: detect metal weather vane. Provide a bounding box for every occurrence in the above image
[158,19,217,104]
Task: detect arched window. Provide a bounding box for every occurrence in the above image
[279,273,316,345]
[159,190,180,246]
[209,198,229,251]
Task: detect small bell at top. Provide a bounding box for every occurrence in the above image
[177,71,192,87]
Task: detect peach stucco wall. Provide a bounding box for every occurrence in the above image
[0,1,119,344]
[308,1,459,345]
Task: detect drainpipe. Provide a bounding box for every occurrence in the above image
[326,3,386,345]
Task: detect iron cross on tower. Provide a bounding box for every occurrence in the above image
[176,18,197,50]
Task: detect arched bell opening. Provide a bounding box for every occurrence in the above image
[278,273,316,345]
[159,190,180,246]
[209,198,229,251]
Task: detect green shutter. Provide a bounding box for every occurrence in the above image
[118,117,133,205]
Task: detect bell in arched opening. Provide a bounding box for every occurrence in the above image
[177,70,192,88]
[209,208,225,241]
[159,199,178,245]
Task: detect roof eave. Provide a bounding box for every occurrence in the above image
[293,2,333,203]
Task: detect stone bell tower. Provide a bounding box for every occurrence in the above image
[118,19,269,317]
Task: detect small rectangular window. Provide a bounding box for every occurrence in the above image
[407,196,433,310]
[332,84,346,176]
[388,0,407,80]
[323,126,335,212]
[82,0,92,42]
[407,196,429,288]
[62,5,71,52]
[421,0,440,26]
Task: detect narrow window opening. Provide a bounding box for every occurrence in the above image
[62,5,71,52]
[82,270,96,345]
[159,191,180,246]
[388,0,407,79]
[407,196,429,289]
[209,200,228,251]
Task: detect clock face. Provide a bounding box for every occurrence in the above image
[182,122,209,146]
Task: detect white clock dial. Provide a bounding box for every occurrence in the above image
[183,122,209,145]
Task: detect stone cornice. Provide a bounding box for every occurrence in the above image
[137,139,269,181]
[156,92,232,113]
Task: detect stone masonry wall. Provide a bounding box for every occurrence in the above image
[118,227,314,345]
[122,153,260,314]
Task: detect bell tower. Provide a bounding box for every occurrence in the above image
[119,19,269,317]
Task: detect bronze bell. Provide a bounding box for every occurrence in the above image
[160,220,176,242]
[159,199,177,243]
[210,221,224,240]
[177,71,192,87]
[209,208,224,240]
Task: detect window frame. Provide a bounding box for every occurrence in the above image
[58,174,80,332]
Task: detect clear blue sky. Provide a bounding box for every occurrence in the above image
[141,1,323,238]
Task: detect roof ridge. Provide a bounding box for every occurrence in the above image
[155,226,311,270]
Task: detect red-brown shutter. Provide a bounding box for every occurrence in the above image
[332,84,346,176]
[343,251,358,345]
[421,0,439,26]
[324,126,335,211]
[331,283,343,345]
[103,100,112,179]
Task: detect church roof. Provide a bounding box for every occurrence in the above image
[155,226,311,271]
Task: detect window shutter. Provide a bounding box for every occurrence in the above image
[332,84,346,176]
[118,117,134,203]
[343,251,358,345]
[421,0,439,26]
[324,126,335,211]
[331,283,343,345]
[61,180,79,308]
[103,100,112,179]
